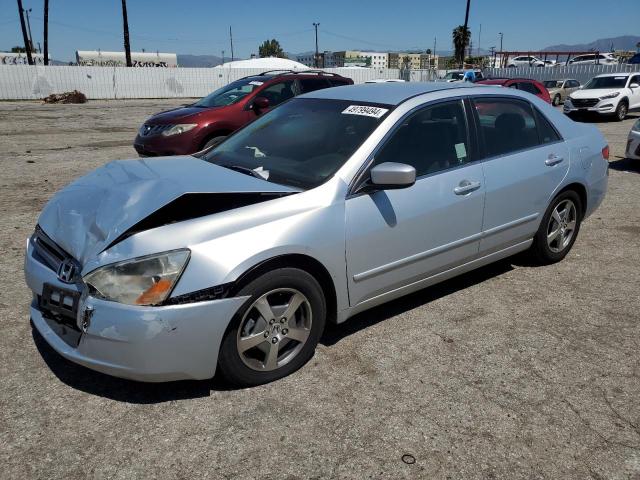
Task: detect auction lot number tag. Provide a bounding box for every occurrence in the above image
[342,105,389,118]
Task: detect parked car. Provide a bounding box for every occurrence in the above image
[543,79,581,106]
[507,56,550,68]
[26,82,608,386]
[441,70,485,82]
[364,79,406,83]
[627,53,640,65]
[568,53,617,65]
[627,118,640,160]
[564,72,640,121]
[133,70,353,156]
[476,78,552,103]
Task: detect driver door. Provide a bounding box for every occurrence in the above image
[345,99,485,306]
[252,80,295,116]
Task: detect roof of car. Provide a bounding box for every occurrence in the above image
[594,72,632,78]
[238,69,348,82]
[302,81,476,106]
[477,78,541,85]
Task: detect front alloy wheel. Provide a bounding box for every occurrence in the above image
[218,267,326,387]
[237,289,312,371]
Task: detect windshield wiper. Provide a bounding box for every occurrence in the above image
[223,165,267,181]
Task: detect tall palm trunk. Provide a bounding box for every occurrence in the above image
[16,0,33,65]
[43,0,49,65]
[121,0,132,67]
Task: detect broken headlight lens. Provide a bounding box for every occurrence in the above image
[162,123,197,137]
[83,250,190,306]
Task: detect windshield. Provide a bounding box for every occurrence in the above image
[543,80,561,88]
[583,76,628,89]
[192,78,265,107]
[203,98,391,190]
[444,72,464,80]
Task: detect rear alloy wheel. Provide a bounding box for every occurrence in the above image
[218,268,326,387]
[614,101,628,122]
[552,94,561,106]
[530,190,582,264]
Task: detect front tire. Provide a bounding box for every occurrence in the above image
[529,190,582,264]
[614,101,628,122]
[218,268,326,387]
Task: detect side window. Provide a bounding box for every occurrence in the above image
[534,109,561,144]
[518,82,541,95]
[259,81,295,107]
[373,100,470,177]
[473,98,539,157]
[630,75,640,86]
[299,78,330,93]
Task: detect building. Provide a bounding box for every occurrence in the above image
[388,52,438,69]
[333,51,370,67]
[359,52,388,69]
[296,51,336,68]
[76,51,178,67]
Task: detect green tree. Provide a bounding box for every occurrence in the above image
[11,46,26,53]
[452,25,471,66]
[258,39,286,58]
[401,55,411,69]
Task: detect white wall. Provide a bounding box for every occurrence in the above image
[0,65,404,100]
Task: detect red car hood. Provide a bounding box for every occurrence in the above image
[147,105,225,124]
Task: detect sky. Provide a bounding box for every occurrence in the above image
[0,0,638,61]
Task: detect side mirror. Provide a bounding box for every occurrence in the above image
[361,162,416,192]
[252,96,270,110]
[630,83,640,89]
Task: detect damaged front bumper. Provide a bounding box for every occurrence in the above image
[25,236,248,382]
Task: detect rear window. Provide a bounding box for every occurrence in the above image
[299,78,331,93]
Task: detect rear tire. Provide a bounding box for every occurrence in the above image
[218,268,326,387]
[529,190,582,264]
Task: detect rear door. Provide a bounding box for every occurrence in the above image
[471,96,569,255]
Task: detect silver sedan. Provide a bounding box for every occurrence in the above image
[25,82,609,386]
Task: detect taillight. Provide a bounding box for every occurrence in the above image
[602,145,609,160]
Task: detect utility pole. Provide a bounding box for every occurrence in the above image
[121,0,132,67]
[313,22,320,68]
[477,23,482,57]
[16,0,33,65]
[462,0,471,67]
[433,36,437,69]
[43,0,49,64]
[24,7,34,52]
[37,41,41,53]
[499,32,504,67]
[229,26,234,61]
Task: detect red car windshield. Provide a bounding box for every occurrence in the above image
[193,78,264,108]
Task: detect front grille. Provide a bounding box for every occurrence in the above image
[571,98,599,108]
[139,124,171,137]
[32,226,80,282]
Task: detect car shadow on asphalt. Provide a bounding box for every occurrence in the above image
[321,258,514,346]
[32,258,517,402]
[608,158,640,173]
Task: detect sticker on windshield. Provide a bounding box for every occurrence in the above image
[249,81,264,86]
[455,143,467,160]
[342,105,389,118]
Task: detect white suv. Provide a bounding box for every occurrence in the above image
[568,53,617,65]
[564,73,640,121]
[507,56,545,68]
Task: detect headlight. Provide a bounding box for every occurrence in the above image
[84,250,190,306]
[161,124,197,137]
[632,119,640,132]
[599,92,620,100]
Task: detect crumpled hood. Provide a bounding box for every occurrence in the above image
[37,156,296,264]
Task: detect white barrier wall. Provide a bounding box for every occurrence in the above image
[0,65,404,100]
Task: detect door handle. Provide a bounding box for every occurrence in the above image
[545,154,564,166]
[454,180,481,195]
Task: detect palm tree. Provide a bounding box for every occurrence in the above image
[43,0,48,65]
[121,0,132,67]
[452,25,471,66]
